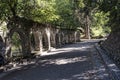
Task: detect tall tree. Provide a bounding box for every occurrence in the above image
[99,0,120,31]
[0,0,60,24]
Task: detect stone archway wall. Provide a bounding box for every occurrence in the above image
[31,27,43,54]
[5,27,30,58]
[75,30,81,42]
[59,29,81,44]
[31,25,81,53]
[31,24,52,53]
[42,30,49,50]
[60,32,65,45]
[55,33,62,47]
[68,31,76,43]
[31,30,41,51]
[5,26,81,57]
[4,17,81,58]
[50,30,56,48]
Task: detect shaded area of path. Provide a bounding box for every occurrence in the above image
[0,41,111,80]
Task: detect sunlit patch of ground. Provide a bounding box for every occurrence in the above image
[40,56,88,66]
[41,42,92,56]
[0,41,111,80]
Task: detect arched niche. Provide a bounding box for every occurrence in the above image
[50,31,56,48]
[11,32,22,58]
[31,31,40,51]
[60,32,65,45]
[76,30,81,42]
[55,32,62,47]
[42,31,49,51]
[30,33,36,51]
[6,28,30,59]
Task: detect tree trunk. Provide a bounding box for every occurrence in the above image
[85,15,91,39]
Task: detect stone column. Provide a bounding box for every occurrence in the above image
[51,33,56,48]
[74,31,77,43]
[45,27,51,51]
[58,33,61,47]
[76,31,81,42]
[38,31,43,54]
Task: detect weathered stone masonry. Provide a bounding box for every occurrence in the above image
[101,31,120,65]
[0,17,81,59]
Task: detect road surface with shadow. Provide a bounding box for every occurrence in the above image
[0,40,111,80]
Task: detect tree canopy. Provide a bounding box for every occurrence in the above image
[99,0,120,31]
[1,0,117,38]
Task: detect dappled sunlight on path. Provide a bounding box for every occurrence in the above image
[1,41,111,80]
[40,56,87,66]
[41,41,93,56]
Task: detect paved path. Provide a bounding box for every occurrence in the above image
[0,41,111,80]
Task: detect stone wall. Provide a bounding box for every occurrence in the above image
[101,31,120,65]
[2,22,81,59]
[0,17,82,64]
[31,26,81,54]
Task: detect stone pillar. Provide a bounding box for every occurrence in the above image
[5,40,12,59]
[45,27,51,51]
[74,32,77,43]
[76,31,81,42]
[65,35,68,44]
[24,29,32,56]
[38,31,43,54]
[61,33,65,45]
[58,33,61,47]
[51,33,56,48]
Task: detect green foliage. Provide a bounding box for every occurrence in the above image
[11,32,22,57]
[54,0,86,29]
[91,11,111,38]
[54,0,75,28]
[0,0,12,21]
[0,0,60,23]
[29,0,60,23]
[12,32,21,48]
[0,0,113,38]
[99,0,120,31]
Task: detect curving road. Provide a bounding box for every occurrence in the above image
[1,40,111,80]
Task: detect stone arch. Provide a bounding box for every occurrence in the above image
[68,31,73,43]
[30,32,36,51]
[42,30,49,50]
[55,33,60,47]
[50,30,56,48]
[60,32,65,45]
[30,28,43,54]
[41,27,51,51]
[31,31,41,51]
[6,27,30,58]
[76,30,81,42]
[72,32,75,42]
[31,25,52,53]
[55,30,63,47]
[64,31,69,44]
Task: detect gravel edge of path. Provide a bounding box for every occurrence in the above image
[95,43,120,80]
